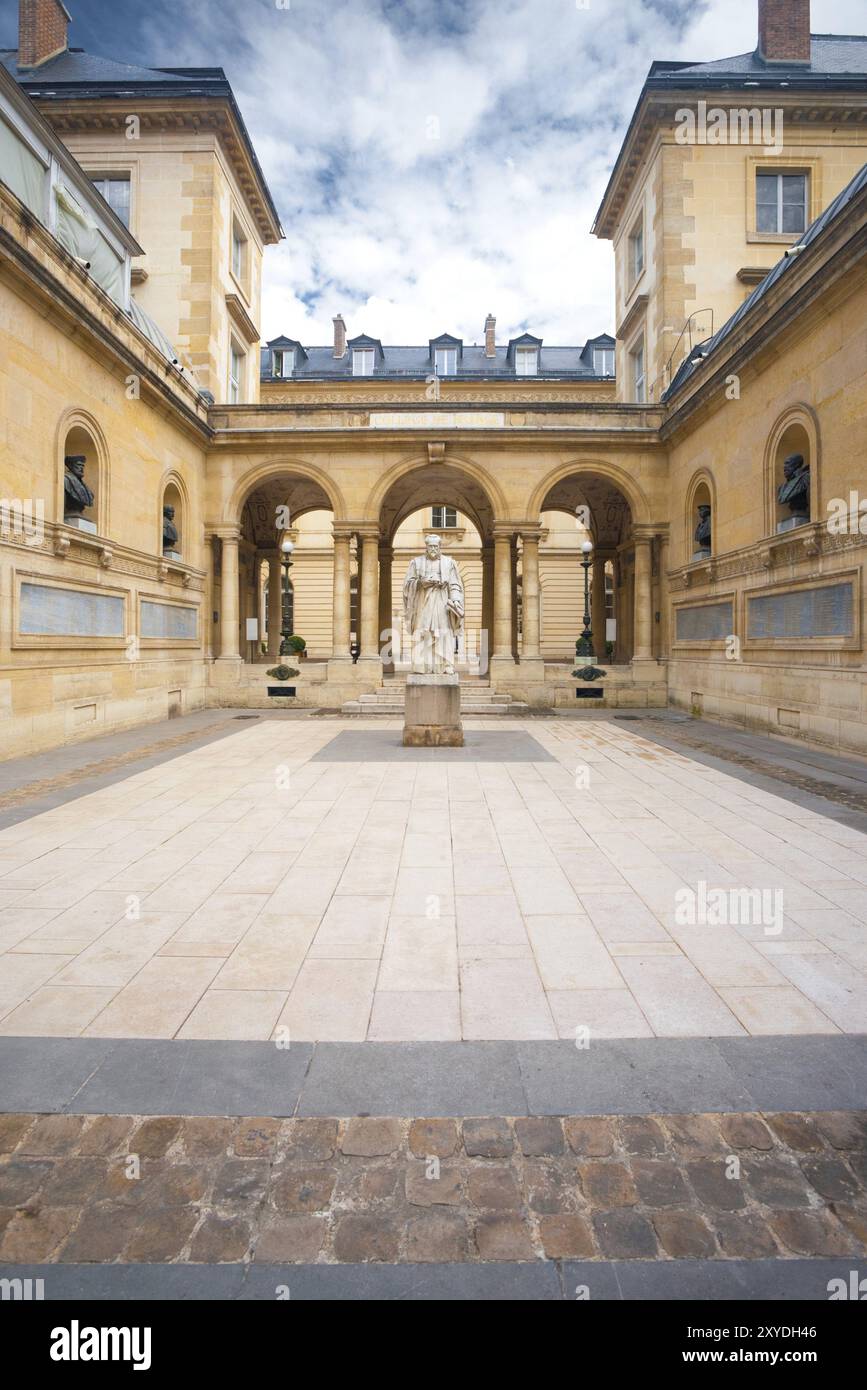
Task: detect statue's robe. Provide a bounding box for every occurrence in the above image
[403,553,464,674]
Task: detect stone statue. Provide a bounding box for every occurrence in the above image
[694,503,712,555]
[63,455,94,520]
[162,504,179,552]
[403,534,464,675]
[777,453,810,525]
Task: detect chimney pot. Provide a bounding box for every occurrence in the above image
[757,0,811,66]
[484,313,496,358]
[18,0,70,71]
[332,314,347,358]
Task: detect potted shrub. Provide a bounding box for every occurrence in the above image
[286,634,307,659]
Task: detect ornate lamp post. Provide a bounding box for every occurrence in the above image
[279,537,294,656]
[573,538,606,682]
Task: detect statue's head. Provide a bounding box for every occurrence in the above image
[164,505,175,520]
[783,452,805,479]
[424,534,441,557]
[697,504,711,519]
[65,455,86,479]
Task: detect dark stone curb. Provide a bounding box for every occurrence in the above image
[4,1258,866,1301]
[1,1035,865,1118]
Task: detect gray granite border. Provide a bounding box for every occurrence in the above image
[1,1035,864,1117]
[4,1258,865,1300]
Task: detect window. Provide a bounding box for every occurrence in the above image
[231,221,247,281]
[631,340,645,404]
[89,175,130,228]
[756,172,808,236]
[434,348,457,375]
[432,506,457,529]
[629,216,645,283]
[229,341,245,403]
[272,349,293,379]
[515,347,538,376]
[352,348,374,376]
[593,347,615,376]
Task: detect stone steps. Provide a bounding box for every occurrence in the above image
[342,690,529,716]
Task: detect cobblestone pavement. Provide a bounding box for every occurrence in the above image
[1,1110,865,1266]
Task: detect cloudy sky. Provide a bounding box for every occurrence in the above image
[3,0,864,345]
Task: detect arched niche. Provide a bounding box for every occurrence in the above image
[161,477,185,559]
[685,470,716,561]
[58,414,108,535]
[764,407,820,536]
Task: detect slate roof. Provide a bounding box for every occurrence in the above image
[664,159,867,400]
[649,36,867,81]
[260,335,616,382]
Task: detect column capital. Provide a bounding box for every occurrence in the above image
[208,525,240,543]
[492,523,518,542]
[633,523,668,542]
[517,525,544,544]
[355,524,381,543]
[331,524,356,544]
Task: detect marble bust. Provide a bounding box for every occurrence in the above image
[63,455,94,519]
[403,534,464,675]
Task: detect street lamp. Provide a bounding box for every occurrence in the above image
[572,538,606,682]
[279,537,294,656]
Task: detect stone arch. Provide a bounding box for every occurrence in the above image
[55,407,110,534]
[762,404,820,536]
[684,467,717,559]
[225,457,347,531]
[366,452,508,540]
[527,456,651,530]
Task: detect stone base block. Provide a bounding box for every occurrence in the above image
[403,673,463,747]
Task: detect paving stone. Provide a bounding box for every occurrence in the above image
[515,1117,564,1156]
[538,1214,595,1259]
[282,1118,338,1161]
[631,1159,690,1208]
[233,1118,283,1158]
[617,1117,667,1156]
[189,1214,252,1263]
[830,1204,867,1249]
[212,1157,270,1205]
[58,1204,138,1262]
[408,1119,459,1159]
[404,1210,469,1262]
[652,1210,716,1258]
[128,1117,181,1158]
[271,1164,337,1213]
[463,1118,513,1158]
[743,1157,813,1209]
[254,1215,325,1263]
[143,1162,208,1208]
[341,1118,404,1157]
[405,1161,462,1207]
[662,1115,725,1154]
[523,1159,576,1215]
[592,1209,658,1259]
[720,1114,775,1151]
[764,1112,823,1152]
[467,1166,522,1210]
[563,1117,615,1157]
[18,1115,87,1155]
[713,1211,779,1258]
[0,1114,34,1153]
[769,1210,854,1257]
[0,1157,54,1206]
[577,1161,637,1208]
[177,1117,237,1159]
[474,1214,535,1261]
[358,1167,402,1202]
[686,1158,747,1210]
[126,1209,199,1262]
[0,1207,77,1261]
[78,1116,136,1157]
[813,1112,867,1151]
[333,1214,400,1262]
[40,1158,109,1208]
[799,1156,862,1203]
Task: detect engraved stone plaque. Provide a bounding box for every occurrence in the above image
[675,601,733,642]
[20,582,124,637]
[141,601,197,640]
[748,583,853,640]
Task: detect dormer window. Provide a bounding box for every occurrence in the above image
[353,348,374,376]
[515,346,538,377]
[593,347,615,376]
[272,349,293,379]
[435,348,457,376]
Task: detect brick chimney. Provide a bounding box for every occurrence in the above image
[758,0,811,66]
[18,0,70,70]
[484,313,496,358]
[332,314,347,358]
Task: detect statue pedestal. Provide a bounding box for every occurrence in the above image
[403,674,463,747]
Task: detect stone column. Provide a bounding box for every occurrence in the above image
[519,531,543,676]
[511,539,519,659]
[267,552,282,657]
[657,530,670,659]
[481,542,494,672]
[218,529,240,661]
[592,552,608,662]
[378,542,394,671]
[330,528,352,661]
[359,530,381,664]
[492,531,514,663]
[633,533,653,661]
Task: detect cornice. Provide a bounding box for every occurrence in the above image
[226,293,259,344]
